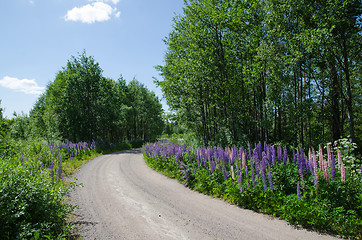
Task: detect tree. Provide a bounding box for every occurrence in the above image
[30,52,164,143]
[157,0,362,149]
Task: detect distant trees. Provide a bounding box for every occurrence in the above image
[157,0,362,148]
[30,52,164,143]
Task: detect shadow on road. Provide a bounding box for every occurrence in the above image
[108,148,143,155]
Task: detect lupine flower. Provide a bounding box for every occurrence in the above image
[231,165,235,180]
[48,160,54,178]
[341,163,346,183]
[299,168,305,189]
[242,151,246,170]
[331,154,336,180]
[222,167,228,181]
[268,168,273,191]
[312,150,319,191]
[337,150,342,171]
[327,145,332,168]
[283,146,288,165]
[277,146,283,162]
[297,182,301,200]
[261,159,267,191]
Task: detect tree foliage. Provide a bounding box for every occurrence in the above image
[157,0,362,149]
[30,52,164,143]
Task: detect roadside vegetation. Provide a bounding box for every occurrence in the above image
[144,140,362,239]
[0,52,163,239]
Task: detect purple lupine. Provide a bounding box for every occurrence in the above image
[299,168,305,189]
[277,146,283,162]
[57,155,62,182]
[268,168,273,191]
[271,145,276,165]
[257,142,262,162]
[331,154,336,180]
[297,182,301,200]
[261,159,267,191]
[48,160,54,178]
[283,146,288,165]
[245,165,249,179]
[248,142,252,162]
[239,169,243,184]
[222,167,228,181]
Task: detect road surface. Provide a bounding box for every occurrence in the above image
[69,149,338,240]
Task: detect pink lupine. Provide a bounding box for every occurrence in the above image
[319,145,324,172]
[313,150,319,191]
[327,145,332,168]
[337,150,342,171]
[242,151,246,170]
[341,161,346,182]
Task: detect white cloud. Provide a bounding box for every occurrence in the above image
[89,0,120,4]
[64,2,119,24]
[0,76,45,95]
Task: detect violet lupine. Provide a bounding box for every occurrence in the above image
[297,182,301,200]
[268,168,273,191]
[299,168,305,189]
[261,159,267,191]
[239,170,243,184]
[360,165,362,180]
[222,167,228,181]
[271,145,276,165]
[283,146,288,165]
[331,154,336,180]
[57,155,62,182]
[277,146,283,162]
[48,160,54,178]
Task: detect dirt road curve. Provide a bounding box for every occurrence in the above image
[69,149,338,240]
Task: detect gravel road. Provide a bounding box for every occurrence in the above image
[69,149,339,240]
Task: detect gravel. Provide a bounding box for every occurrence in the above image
[69,149,339,240]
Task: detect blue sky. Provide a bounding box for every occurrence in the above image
[0,0,184,118]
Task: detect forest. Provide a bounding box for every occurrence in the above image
[157,0,362,150]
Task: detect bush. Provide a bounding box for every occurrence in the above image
[0,159,74,239]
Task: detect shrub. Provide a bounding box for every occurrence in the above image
[0,158,74,239]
